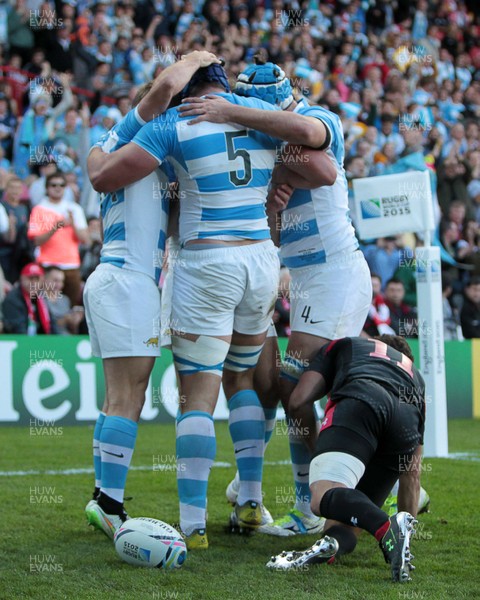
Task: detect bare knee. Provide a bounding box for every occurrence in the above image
[254,369,279,408]
[223,368,254,401]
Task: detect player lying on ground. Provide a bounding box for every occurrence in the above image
[84,51,221,539]
[179,57,371,536]
[267,335,424,583]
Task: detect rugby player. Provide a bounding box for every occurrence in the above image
[84,51,220,539]
[267,335,424,583]
[88,62,334,549]
[180,60,371,535]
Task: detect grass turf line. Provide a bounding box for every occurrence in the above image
[2,419,479,600]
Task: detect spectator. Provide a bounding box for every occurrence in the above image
[363,237,404,290]
[46,18,75,73]
[0,93,17,161]
[466,179,480,223]
[2,262,57,334]
[460,277,480,339]
[377,113,405,156]
[442,273,463,341]
[393,244,419,308]
[29,160,75,206]
[52,107,82,152]
[27,171,89,304]
[384,278,417,337]
[7,0,35,64]
[437,156,472,216]
[372,141,396,175]
[23,48,46,77]
[441,220,464,264]
[80,216,102,281]
[447,200,467,234]
[457,219,480,274]
[441,123,468,160]
[362,273,395,337]
[13,74,73,179]
[0,176,32,283]
[42,266,85,335]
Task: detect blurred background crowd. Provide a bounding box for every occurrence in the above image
[0,0,479,339]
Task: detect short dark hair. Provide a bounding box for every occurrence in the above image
[44,266,63,277]
[375,334,415,362]
[467,276,480,287]
[386,278,404,288]
[184,80,225,99]
[46,172,66,187]
[442,271,454,292]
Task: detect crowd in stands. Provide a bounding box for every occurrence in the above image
[0,0,479,340]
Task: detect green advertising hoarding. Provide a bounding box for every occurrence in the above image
[0,336,474,425]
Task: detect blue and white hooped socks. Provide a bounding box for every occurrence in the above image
[99,415,138,504]
[176,411,216,536]
[229,390,265,506]
[93,411,106,493]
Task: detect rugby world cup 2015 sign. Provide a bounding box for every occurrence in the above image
[352,171,435,240]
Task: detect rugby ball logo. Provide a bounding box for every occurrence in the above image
[114,518,187,569]
[360,198,381,219]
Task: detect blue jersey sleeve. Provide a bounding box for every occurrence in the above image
[131,109,175,165]
[114,107,146,146]
[299,104,345,165]
[93,107,146,153]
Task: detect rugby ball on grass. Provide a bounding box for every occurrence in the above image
[114,518,187,569]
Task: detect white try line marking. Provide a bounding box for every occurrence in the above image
[0,459,292,477]
[1,453,479,477]
[445,452,480,462]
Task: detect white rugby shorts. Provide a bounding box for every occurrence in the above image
[289,250,372,339]
[171,240,280,337]
[84,263,161,358]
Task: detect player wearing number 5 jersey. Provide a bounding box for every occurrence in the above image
[88,63,331,549]
[184,61,372,536]
[269,335,425,583]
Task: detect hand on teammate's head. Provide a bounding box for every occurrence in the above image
[181,51,221,68]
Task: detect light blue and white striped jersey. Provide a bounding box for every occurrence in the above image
[280,100,359,269]
[96,107,172,283]
[131,93,280,245]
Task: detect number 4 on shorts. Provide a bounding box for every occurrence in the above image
[301,306,311,323]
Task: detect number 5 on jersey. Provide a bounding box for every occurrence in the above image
[225,131,252,187]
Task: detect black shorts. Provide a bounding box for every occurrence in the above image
[313,383,423,506]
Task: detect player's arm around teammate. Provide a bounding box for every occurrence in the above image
[88,51,220,190]
[179,94,328,148]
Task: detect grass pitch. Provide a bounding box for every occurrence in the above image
[2,419,480,600]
